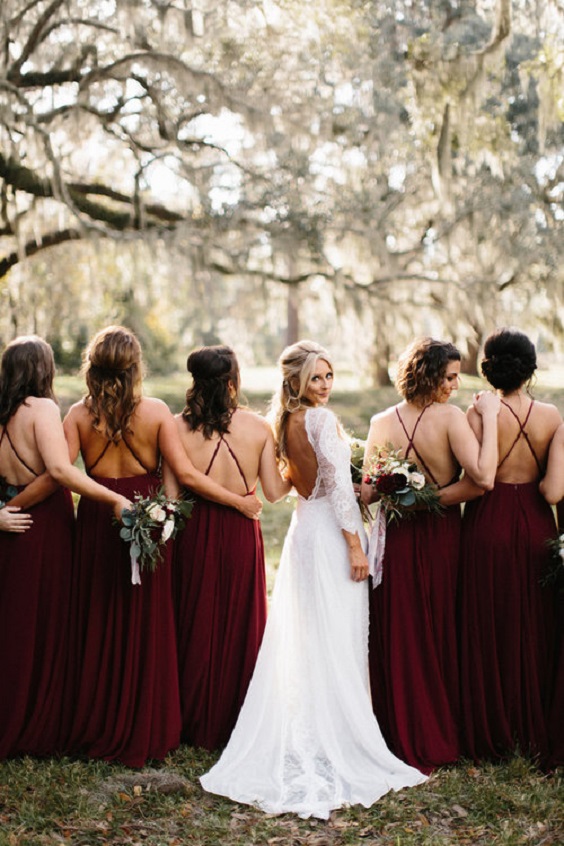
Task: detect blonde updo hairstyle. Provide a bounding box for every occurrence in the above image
[270,339,333,463]
[83,325,144,443]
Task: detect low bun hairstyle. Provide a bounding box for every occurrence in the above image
[182,345,239,438]
[480,329,537,393]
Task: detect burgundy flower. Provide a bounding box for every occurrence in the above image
[375,473,407,495]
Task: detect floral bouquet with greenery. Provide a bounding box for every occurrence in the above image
[542,533,564,593]
[117,487,194,585]
[363,445,443,587]
[363,444,443,524]
[0,475,18,509]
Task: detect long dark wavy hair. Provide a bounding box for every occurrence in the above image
[83,325,143,443]
[395,337,461,405]
[480,328,537,394]
[182,345,240,439]
[0,335,56,425]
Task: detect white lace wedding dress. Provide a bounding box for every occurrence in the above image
[200,406,427,819]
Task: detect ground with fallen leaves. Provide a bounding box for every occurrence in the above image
[0,748,562,845]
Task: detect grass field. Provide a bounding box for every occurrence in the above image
[1,373,563,845]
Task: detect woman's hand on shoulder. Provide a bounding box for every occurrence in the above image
[472,390,501,418]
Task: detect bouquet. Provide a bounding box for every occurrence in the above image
[363,445,443,523]
[117,487,194,585]
[349,438,367,485]
[363,445,443,588]
[0,475,18,509]
[543,533,564,593]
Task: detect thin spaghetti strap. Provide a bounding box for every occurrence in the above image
[87,440,112,475]
[498,399,542,473]
[220,435,250,493]
[205,439,223,476]
[122,435,156,474]
[204,434,250,493]
[395,406,438,486]
[1,426,40,477]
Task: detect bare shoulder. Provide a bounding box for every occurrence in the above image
[234,408,271,430]
[25,396,60,417]
[369,403,401,426]
[64,399,89,420]
[534,399,562,422]
[137,395,172,420]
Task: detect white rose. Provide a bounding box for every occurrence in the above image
[409,472,426,490]
[161,518,175,542]
[147,503,166,522]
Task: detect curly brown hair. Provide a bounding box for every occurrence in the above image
[395,337,461,405]
[0,335,56,425]
[182,345,240,439]
[83,325,143,443]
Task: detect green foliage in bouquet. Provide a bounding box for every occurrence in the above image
[118,486,194,573]
[542,533,564,593]
[363,444,444,523]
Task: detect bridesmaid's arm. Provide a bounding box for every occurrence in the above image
[9,473,59,509]
[540,423,564,505]
[258,425,292,502]
[438,474,486,507]
[161,461,182,500]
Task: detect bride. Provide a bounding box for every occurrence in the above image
[200,340,427,819]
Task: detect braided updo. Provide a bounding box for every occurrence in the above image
[480,328,537,393]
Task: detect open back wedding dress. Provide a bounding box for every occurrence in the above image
[200,406,426,819]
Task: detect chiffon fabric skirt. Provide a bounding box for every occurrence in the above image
[458,482,556,763]
[173,497,267,751]
[201,496,427,820]
[65,473,181,767]
[547,593,564,769]
[368,506,462,774]
[0,487,74,758]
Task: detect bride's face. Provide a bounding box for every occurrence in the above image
[304,358,334,406]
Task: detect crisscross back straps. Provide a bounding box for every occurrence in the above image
[395,405,438,486]
[0,425,40,477]
[87,435,155,475]
[498,399,542,473]
[205,434,250,493]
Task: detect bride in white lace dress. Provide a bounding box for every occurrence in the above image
[200,341,427,819]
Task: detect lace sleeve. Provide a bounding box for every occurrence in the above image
[306,407,363,537]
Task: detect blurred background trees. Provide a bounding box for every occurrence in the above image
[1,0,562,380]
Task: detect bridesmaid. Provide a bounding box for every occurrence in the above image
[0,335,129,759]
[162,345,290,750]
[457,328,561,763]
[63,327,262,767]
[361,337,500,773]
[539,421,564,769]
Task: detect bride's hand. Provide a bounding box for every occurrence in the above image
[348,544,369,582]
